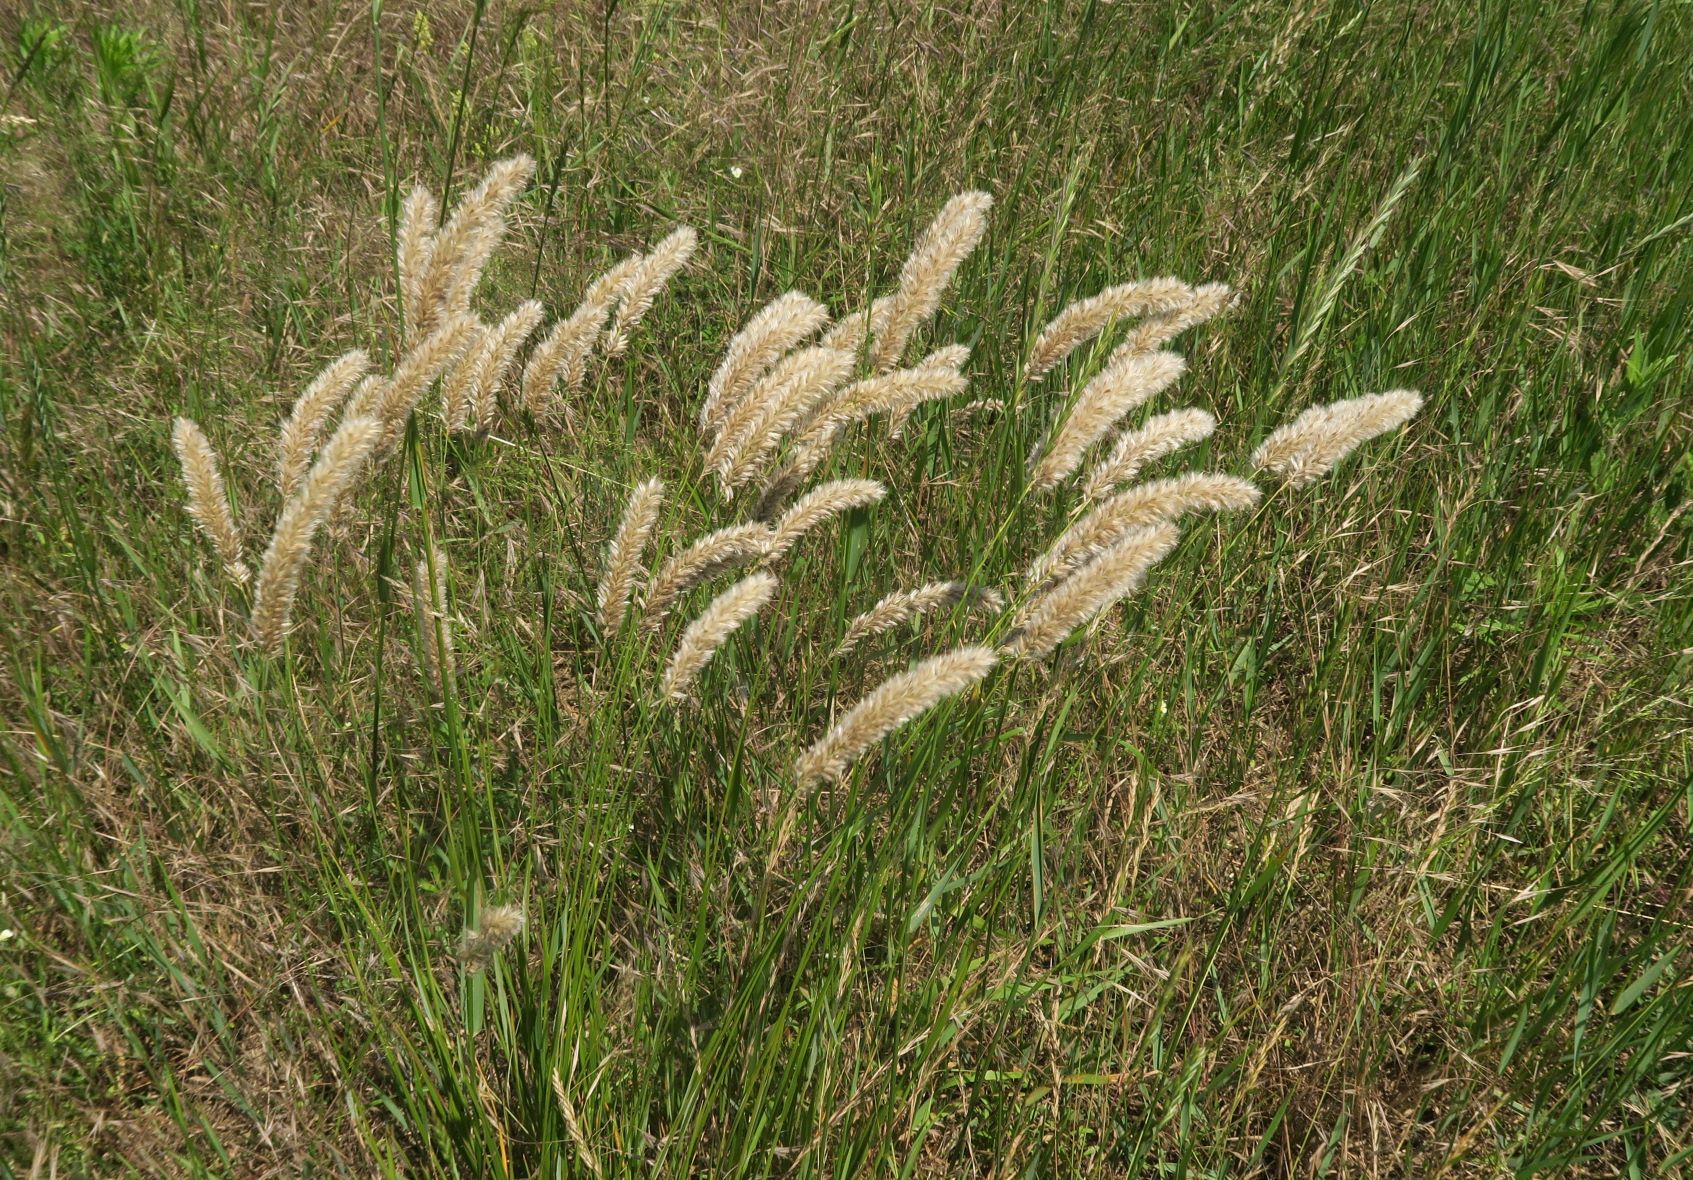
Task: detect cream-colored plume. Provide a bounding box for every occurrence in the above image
[595,477,664,633]
[1002,523,1180,659]
[819,294,893,357]
[1080,408,1217,502]
[604,227,697,356]
[467,300,545,431]
[1112,282,1234,357]
[368,317,479,453]
[835,582,1005,656]
[659,572,777,702]
[794,646,998,786]
[407,155,535,338]
[1023,277,1192,382]
[871,191,993,373]
[709,347,856,493]
[760,479,886,565]
[1028,350,1187,490]
[458,903,525,970]
[172,418,249,584]
[1251,390,1424,487]
[520,254,641,415]
[1025,472,1261,589]
[397,185,440,333]
[642,523,772,626]
[702,291,830,435]
[277,350,372,499]
[890,343,972,437]
[250,415,383,652]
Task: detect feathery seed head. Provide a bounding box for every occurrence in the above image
[250,415,383,652]
[1026,472,1260,588]
[1080,407,1217,502]
[1114,281,1235,357]
[277,350,372,499]
[659,572,777,702]
[469,300,545,431]
[702,290,830,435]
[835,582,1004,657]
[643,523,773,626]
[459,903,526,970]
[1003,523,1180,659]
[872,191,993,373]
[1028,349,1188,490]
[1023,277,1192,382]
[709,346,856,492]
[794,646,998,787]
[409,155,535,337]
[397,185,441,332]
[604,227,697,357]
[761,479,886,565]
[172,417,249,584]
[1252,389,1424,486]
[596,477,665,634]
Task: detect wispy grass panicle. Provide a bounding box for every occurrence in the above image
[1112,282,1235,357]
[172,418,249,585]
[277,350,372,499]
[1003,523,1181,659]
[407,155,535,338]
[397,184,440,332]
[819,294,893,358]
[761,479,886,565]
[369,317,479,453]
[250,415,383,653]
[710,347,857,493]
[468,300,545,431]
[604,227,697,356]
[1023,278,1192,382]
[596,477,665,633]
[458,904,525,971]
[1252,390,1424,486]
[891,343,972,436]
[1080,408,1217,502]
[1025,472,1260,589]
[835,582,1005,656]
[659,572,777,702]
[871,191,993,373]
[702,290,830,435]
[520,254,640,415]
[794,646,999,786]
[1028,350,1187,490]
[643,523,772,626]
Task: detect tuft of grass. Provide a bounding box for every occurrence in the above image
[2,2,1691,1177]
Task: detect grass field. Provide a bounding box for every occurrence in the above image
[3,0,1692,1175]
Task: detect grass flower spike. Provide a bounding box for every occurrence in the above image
[1029,350,1187,490]
[1252,390,1424,486]
[1026,472,1260,588]
[659,572,777,701]
[605,227,697,356]
[397,185,440,332]
[1080,408,1218,502]
[172,418,249,584]
[644,523,772,625]
[459,904,525,971]
[250,415,382,652]
[596,477,665,633]
[872,191,993,373]
[277,350,372,499]
[1003,523,1181,659]
[835,582,1004,656]
[1023,278,1192,382]
[761,479,886,565]
[794,646,999,786]
[702,290,830,435]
